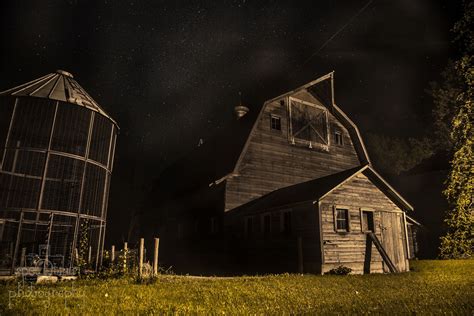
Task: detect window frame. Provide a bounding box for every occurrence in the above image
[333,206,350,233]
[334,130,343,146]
[288,97,330,150]
[360,208,375,233]
[270,114,282,132]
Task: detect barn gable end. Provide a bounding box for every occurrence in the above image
[225,73,367,211]
[320,171,409,274]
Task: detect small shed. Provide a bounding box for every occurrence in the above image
[225,165,413,274]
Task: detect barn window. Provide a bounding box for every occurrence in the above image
[361,210,374,232]
[245,216,254,237]
[289,98,329,149]
[270,115,281,131]
[334,131,343,146]
[262,213,271,236]
[335,208,349,232]
[281,210,292,234]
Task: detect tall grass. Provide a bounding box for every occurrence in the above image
[1,260,473,315]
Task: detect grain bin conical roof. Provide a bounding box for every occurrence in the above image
[0,70,117,125]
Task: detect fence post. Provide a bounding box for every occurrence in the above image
[153,238,159,275]
[123,242,128,273]
[111,245,115,263]
[139,238,144,277]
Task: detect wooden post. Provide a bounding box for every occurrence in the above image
[402,213,410,271]
[88,246,92,265]
[139,238,144,277]
[153,238,159,275]
[111,245,115,263]
[297,236,304,274]
[123,242,128,273]
[20,247,26,267]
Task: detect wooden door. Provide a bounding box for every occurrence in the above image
[380,212,408,272]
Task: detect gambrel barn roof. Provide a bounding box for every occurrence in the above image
[226,165,414,216]
[155,72,370,196]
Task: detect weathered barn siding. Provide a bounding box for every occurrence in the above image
[320,173,409,274]
[225,91,360,211]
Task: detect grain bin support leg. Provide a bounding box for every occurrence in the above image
[11,212,24,274]
[70,214,80,269]
[95,221,104,271]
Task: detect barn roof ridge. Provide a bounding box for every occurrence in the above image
[0,70,118,126]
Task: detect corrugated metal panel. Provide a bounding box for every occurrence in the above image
[0,73,52,95]
[0,70,117,126]
[12,75,55,96]
[30,76,58,98]
[49,75,66,102]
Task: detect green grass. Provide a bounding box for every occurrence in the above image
[1,260,473,315]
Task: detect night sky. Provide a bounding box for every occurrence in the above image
[0,0,462,245]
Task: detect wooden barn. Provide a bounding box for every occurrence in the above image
[145,72,419,274]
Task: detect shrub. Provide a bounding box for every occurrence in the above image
[325,265,352,275]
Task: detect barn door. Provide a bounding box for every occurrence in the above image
[380,212,408,272]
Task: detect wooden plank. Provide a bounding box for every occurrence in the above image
[368,232,398,273]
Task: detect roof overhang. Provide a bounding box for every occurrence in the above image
[406,215,422,226]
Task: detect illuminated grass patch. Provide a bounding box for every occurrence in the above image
[1,260,473,314]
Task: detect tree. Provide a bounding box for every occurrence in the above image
[428,61,464,151]
[438,1,473,259]
[365,134,432,175]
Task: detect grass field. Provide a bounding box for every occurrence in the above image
[1,260,473,315]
